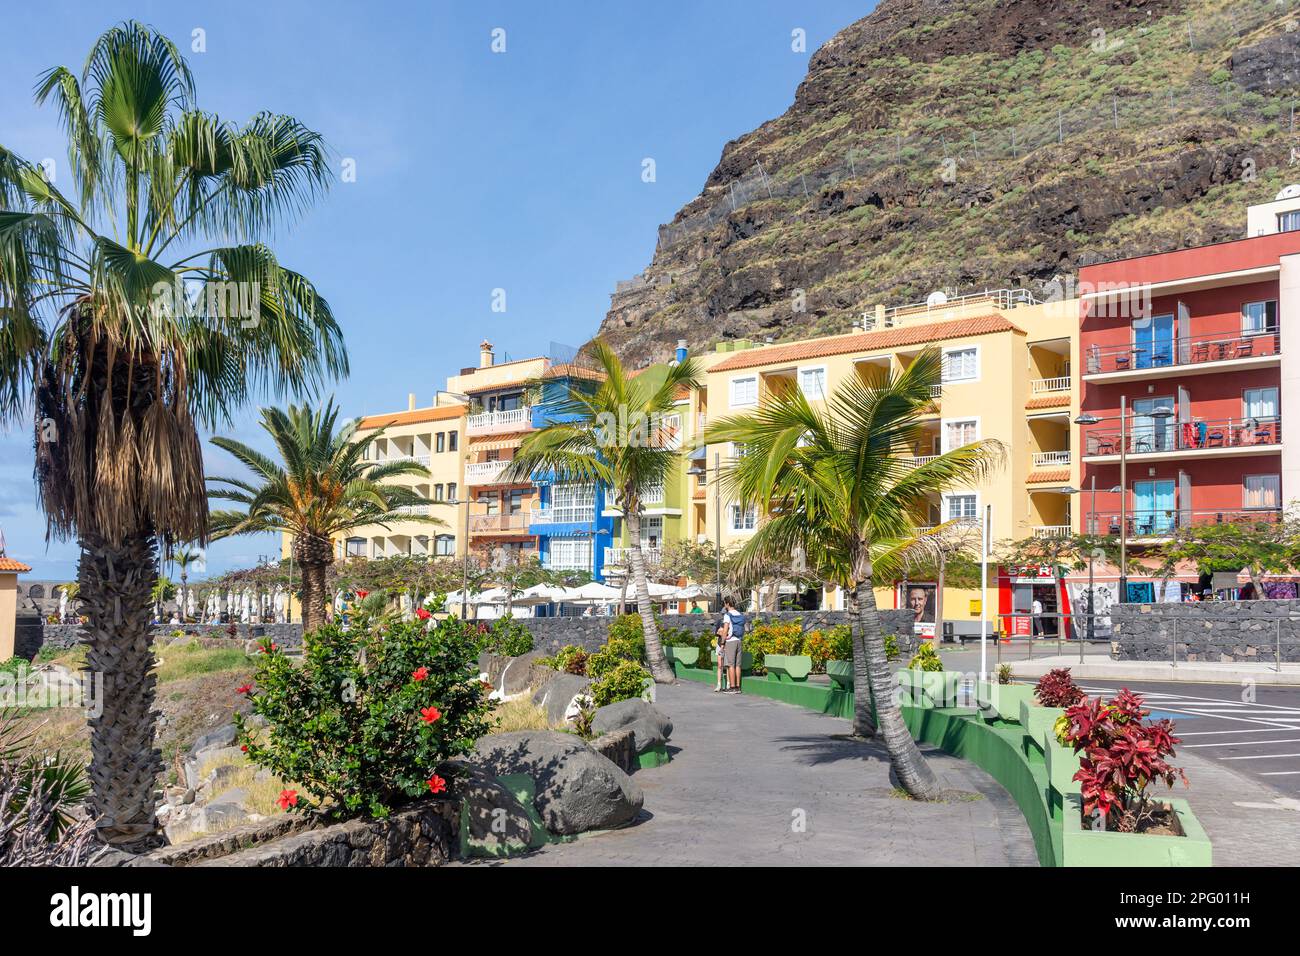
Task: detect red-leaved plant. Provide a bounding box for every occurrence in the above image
[1033,668,1085,708]
[1061,689,1187,833]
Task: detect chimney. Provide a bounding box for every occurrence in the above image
[674,338,688,363]
[479,340,495,368]
[407,393,416,411]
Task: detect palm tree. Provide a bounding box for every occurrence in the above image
[207,402,442,630]
[505,340,699,683]
[705,349,1003,799]
[170,544,202,621]
[0,23,345,847]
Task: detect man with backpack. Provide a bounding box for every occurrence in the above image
[721,596,746,694]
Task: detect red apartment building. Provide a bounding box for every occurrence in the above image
[1076,190,1300,599]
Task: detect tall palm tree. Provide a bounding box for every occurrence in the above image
[505,340,699,683]
[170,544,202,621]
[207,402,441,630]
[0,23,345,847]
[705,349,1003,799]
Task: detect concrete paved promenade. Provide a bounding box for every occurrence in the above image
[502,680,1038,867]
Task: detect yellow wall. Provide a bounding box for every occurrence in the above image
[0,572,18,660]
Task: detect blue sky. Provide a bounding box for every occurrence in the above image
[0,0,873,580]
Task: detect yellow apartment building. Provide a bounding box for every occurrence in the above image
[695,289,1080,637]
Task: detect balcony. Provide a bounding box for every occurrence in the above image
[466,407,532,436]
[1083,331,1280,382]
[1083,508,1282,538]
[395,504,432,516]
[904,456,938,468]
[468,513,531,535]
[1083,416,1280,462]
[1031,450,1071,468]
[604,546,663,567]
[464,460,512,485]
[1032,525,1073,538]
[530,505,597,525]
[1031,376,1071,395]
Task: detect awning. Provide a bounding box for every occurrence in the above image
[468,435,524,451]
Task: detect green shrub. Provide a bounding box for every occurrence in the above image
[743,619,802,674]
[0,657,30,677]
[907,643,944,672]
[237,611,494,820]
[884,633,901,662]
[479,615,534,657]
[606,614,646,660]
[590,659,652,707]
[552,645,589,676]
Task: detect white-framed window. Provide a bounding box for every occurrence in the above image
[639,515,663,548]
[432,484,444,501]
[1244,474,1281,510]
[942,418,979,452]
[730,441,750,460]
[1280,210,1300,233]
[1242,300,1278,336]
[345,537,366,557]
[798,366,827,400]
[1243,387,1279,419]
[730,375,758,407]
[942,346,979,383]
[435,534,456,556]
[943,493,978,522]
[548,537,593,571]
[729,503,758,532]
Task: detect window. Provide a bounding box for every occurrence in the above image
[435,432,446,453]
[798,366,827,400]
[448,430,458,452]
[345,537,366,557]
[1242,300,1278,336]
[640,515,663,548]
[944,494,978,522]
[433,484,444,502]
[447,482,457,502]
[942,347,978,382]
[435,534,456,556]
[548,537,593,571]
[943,419,978,451]
[1280,210,1300,233]
[1243,387,1279,420]
[731,441,749,460]
[478,491,499,514]
[1244,474,1281,510]
[730,376,758,407]
[506,490,525,513]
[729,503,757,532]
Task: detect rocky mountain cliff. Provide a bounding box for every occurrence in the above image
[600,0,1300,361]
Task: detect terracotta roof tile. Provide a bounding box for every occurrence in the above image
[710,315,1022,372]
[1026,468,1070,483]
[0,556,32,572]
[1025,393,1070,409]
[358,405,465,429]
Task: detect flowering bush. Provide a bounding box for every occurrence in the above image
[1034,667,1085,708]
[1061,689,1187,832]
[235,610,494,820]
[743,619,803,674]
[590,659,652,707]
[542,644,589,676]
[800,630,831,672]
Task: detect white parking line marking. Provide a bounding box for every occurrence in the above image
[1223,753,1300,761]
[1183,738,1300,748]
[1180,727,1300,736]
[1259,771,1300,776]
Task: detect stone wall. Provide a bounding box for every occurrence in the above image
[23,622,305,658]
[520,609,916,654]
[1113,600,1300,663]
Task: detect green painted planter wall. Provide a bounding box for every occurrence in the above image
[666,645,699,666]
[1062,794,1212,866]
[1019,700,1065,755]
[976,682,1035,722]
[826,659,854,689]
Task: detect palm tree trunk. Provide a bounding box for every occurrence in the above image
[294,533,334,632]
[79,533,164,849]
[854,577,943,800]
[845,586,877,737]
[626,511,674,683]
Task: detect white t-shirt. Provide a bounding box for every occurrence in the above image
[1031,600,1043,616]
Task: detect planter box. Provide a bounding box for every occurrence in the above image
[665,645,699,666]
[1019,700,1065,754]
[764,653,813,682]
[1045,738,1081,796]
[895,669,962,708]
[976,682,1035,722]
[826,659,854,689]
[1062,794,1212,867]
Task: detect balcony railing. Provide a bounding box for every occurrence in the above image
[1084,330,1280,376]
[1032,525,1073,538]
[374,453,429,465]
[468,513,531,534]
[604,546,663,567]
[905,456,938,468]
[530,505,597,525]
[1031,450,1071,468]
[395,504,432,516]
[466,406,532,435]
[1083,508,1282,537]
[1083,416,1280,457]
[464,460,511,485]
[1031,376,1071,394]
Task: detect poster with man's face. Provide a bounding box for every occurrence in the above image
[901,583,937,636]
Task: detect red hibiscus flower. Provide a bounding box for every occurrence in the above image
[355,589,369,599]
[240,744,248,753]
[412,666,429,682]
[420,705,442,724]
[415,607,432,621]
[277,789,299,810]
[427,774,447,794]
[236,683,254,695]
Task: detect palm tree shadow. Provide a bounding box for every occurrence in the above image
[774,732,893,767]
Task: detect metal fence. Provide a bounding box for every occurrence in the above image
[964,611,1300,672]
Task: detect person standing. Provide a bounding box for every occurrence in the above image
[722,596,746,694]
[713,608,730,692]
[1030,597,1044,638]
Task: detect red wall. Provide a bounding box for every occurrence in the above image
[1081,454,1281,520]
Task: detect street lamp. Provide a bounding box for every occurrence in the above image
[1076,400,1174,602]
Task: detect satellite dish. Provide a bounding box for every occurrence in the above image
[926,290,948,307]
[1276,184,1300,201]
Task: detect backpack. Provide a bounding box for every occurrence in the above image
[726,609,746,639]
